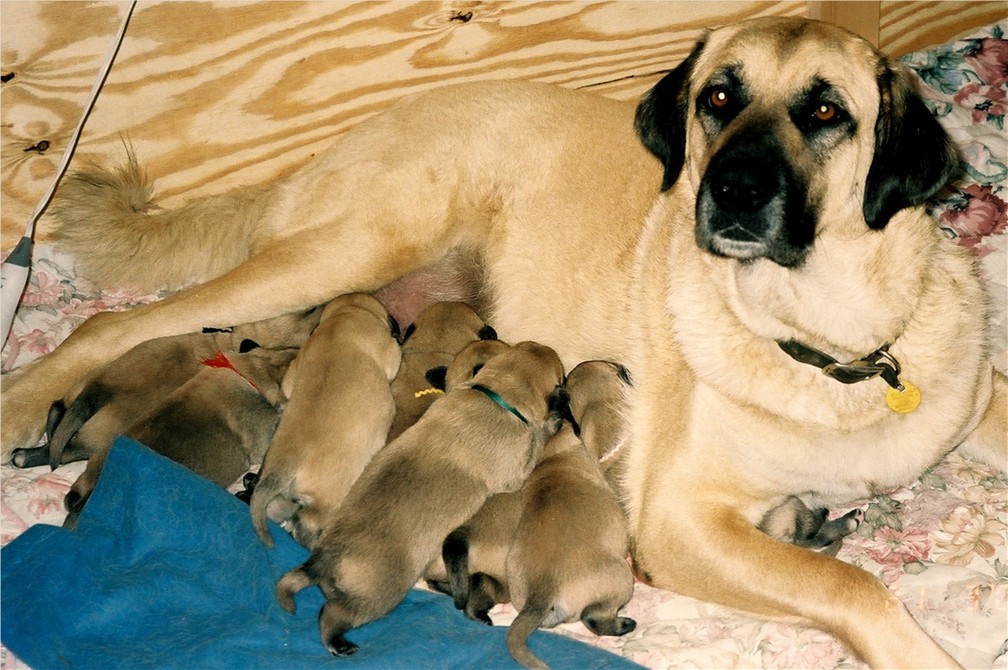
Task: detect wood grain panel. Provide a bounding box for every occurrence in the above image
[3,0,812,251]
[879,1,1005,55]
[808,1,880,46]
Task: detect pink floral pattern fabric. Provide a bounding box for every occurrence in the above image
[2,22,1006,670]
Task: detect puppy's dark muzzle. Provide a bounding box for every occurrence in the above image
[696,136,814,267]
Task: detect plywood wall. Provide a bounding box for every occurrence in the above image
[3,1,813,250]
[879,1,1005,55]
[2,1,1002,251]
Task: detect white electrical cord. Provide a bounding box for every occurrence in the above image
[0,0,137,347]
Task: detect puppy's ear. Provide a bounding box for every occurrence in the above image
[239,339,261,353]
[388,314,401,341]
[425,366,448,390]
[635,39,705,191]
[561,401,581,437]
[863,63,958,229]
[615,363,633,387]
[548,385,570,419]
[478,324,497,341]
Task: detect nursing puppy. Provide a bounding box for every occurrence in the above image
[422,336,515,592]
[563,360,632,476]
[505,360,636,670]
[388,301,497,441]
[6,16,1006,668]
[10,308,321,471]
[758,496,861,555]
[440,360,633,627]
[249,293,401,549]
[275,341,566,656]
[62,344,296,529]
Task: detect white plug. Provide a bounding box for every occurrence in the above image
[1,236,32,347]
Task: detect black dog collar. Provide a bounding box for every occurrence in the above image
[777,339,905,392]
[471,384,529,425]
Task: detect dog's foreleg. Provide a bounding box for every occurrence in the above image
[633,504,962,669]
[956,368,1007,474]
[1,217,459,457]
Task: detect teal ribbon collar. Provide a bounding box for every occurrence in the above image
[470,384,529,425]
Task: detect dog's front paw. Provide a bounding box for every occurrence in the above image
[2,368,61,459]
[1,400,46,461]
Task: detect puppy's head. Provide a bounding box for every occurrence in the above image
[470,341,567,430]
[635,16,957,268]
[442,338,512,391]
[564,360,632,462]
[318,292,396,331]
[227,304,325,349]
[401,301,496,353]
[229,346,300,406]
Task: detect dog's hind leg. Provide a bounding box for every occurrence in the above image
[276,565,317,614]
[957,368,1007,474]
[442,527,472,610]
[466,572,507,624]
[632,503,961,669]
[318,599,360,656]
[46,384,115,468]
[580,601,636,637]
[61,449,109,529]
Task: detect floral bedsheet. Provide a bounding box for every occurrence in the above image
[2,22,1006,670]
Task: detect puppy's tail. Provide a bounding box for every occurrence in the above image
[248,472,284,548]
[506,593,553,670]
[442,527,471,610]
[276,565,315,614]
[49,149,272,292]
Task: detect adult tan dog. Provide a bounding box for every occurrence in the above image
[1,15,1004,668]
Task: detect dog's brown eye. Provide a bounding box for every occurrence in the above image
[813,102,837,122]
[709,88,730,109]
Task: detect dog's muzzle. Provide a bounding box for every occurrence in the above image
[695,135,815,267]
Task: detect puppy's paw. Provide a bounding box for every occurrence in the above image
[326,633,359,656]
[64,489,88,515]
[11,446,49,469]
[581,612,637,637]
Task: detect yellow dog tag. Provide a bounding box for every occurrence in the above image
[885,380,921,414]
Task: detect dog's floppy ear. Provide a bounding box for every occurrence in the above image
[635,39,705,191]
[615,363,633,387]
[389,314,401,341]
[425,366,448,390]
[401,322,416,343]
[547,385,570,419]
[863,62,958,229]
[478,324,497,341]
[239,338,261,353]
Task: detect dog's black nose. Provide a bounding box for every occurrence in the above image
[708,154,779,218]
[696,134,814,267]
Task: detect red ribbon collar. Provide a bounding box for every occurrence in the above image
[200,351,261,393]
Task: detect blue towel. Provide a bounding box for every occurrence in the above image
[2,437,642,669]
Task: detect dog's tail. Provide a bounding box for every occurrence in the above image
[276,565,316,614]
[248,472,286,548]
[441,527,471,610]
[49,150,272,292]
[506,591,553,670]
